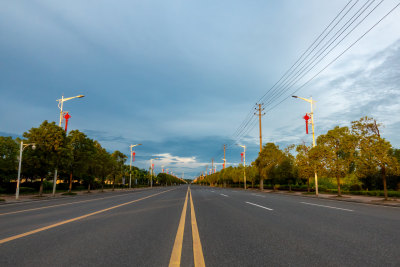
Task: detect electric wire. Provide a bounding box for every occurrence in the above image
[261,0,379,108]
[207,0,399,172]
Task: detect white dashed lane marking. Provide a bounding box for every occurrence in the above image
[245,201,273,211]
[300,202,354,212]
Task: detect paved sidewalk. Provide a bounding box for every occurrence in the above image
[0,187,151,204]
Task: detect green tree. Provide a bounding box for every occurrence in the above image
[296,143,314,192]
[313,126,356,196]
[255,143,285,190]
[275,154,296,191]
[66,130,94,193]
[0,136,19,184]
[111,150,127,191]
[352,117,400,200]
[23,121,68,195]
[247,165,258,189]
[93,141,113,192]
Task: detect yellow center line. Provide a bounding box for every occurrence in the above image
[190,187,206,267]
[169,188,189,267]
[0,191,144,216]
[0,188,175,245]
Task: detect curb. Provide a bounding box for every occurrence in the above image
[262,190,400,208]
[0,187,153,206]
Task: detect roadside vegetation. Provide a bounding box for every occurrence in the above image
[0,120,185,197]
[195,117,400,200]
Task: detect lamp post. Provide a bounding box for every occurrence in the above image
[129,144,142,189]
[237,144,246,189]
[150,158,159,188]
[57,94,85,127]
[292,95,319,196]
[16,141,36,200]
[55,94,84,195]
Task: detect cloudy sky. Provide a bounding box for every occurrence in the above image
[1,0,400,179]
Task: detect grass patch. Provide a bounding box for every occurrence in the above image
[61,192,77,196]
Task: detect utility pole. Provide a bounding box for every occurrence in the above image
[211,158,214,174]
[255,103,265,153]
[238,145,247,190]
[223,144,226,169]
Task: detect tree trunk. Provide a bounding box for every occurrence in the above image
[260,178,263,191]
[112,176,115,191]
[289,184,292,192]
[381,165,388,200]
[39,177,44,196]
[307,178,310,192]
[251,180,254,189]
[101,179,104,192]
[68,172,73,193]
[87,183,91,193]
[336,175,341,196]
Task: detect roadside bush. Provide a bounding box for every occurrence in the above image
[61,192,77,195]
[350,184,362,191]
[19,187,36,194]
[350,190,400,198]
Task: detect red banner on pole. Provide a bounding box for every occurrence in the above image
[303,113,310,134]
[63,112,71,132]
[132,151,136,162]
[240,152,244,162]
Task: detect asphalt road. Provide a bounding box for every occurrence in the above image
[0,185,399,266]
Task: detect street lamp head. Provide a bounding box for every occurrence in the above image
[137,144,142,146]
[292,95,298,98]
[77,95,85,98]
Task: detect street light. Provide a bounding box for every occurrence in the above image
[129,144,142,188]
[237,144,246,190]
[16,141,36,200]
[56,94,85,127]
[150,158,159,188]
[54,94,85,196]
[292,95,319,196]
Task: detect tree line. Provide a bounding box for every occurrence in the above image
[195,117,400,200]
[0,120,184,196]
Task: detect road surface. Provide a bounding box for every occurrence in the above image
[0,185,399,266]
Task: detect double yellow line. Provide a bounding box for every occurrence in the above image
[169,187,205,267]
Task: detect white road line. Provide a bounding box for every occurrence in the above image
[245,201,273,211]
[220,194,229,197]
[0,193,137,216]
[211,190,215,192]
[300,202,354,212]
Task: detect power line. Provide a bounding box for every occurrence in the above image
[210,0,399,166]
[265,0,400,113]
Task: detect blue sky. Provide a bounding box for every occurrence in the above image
[1,0,400,179]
